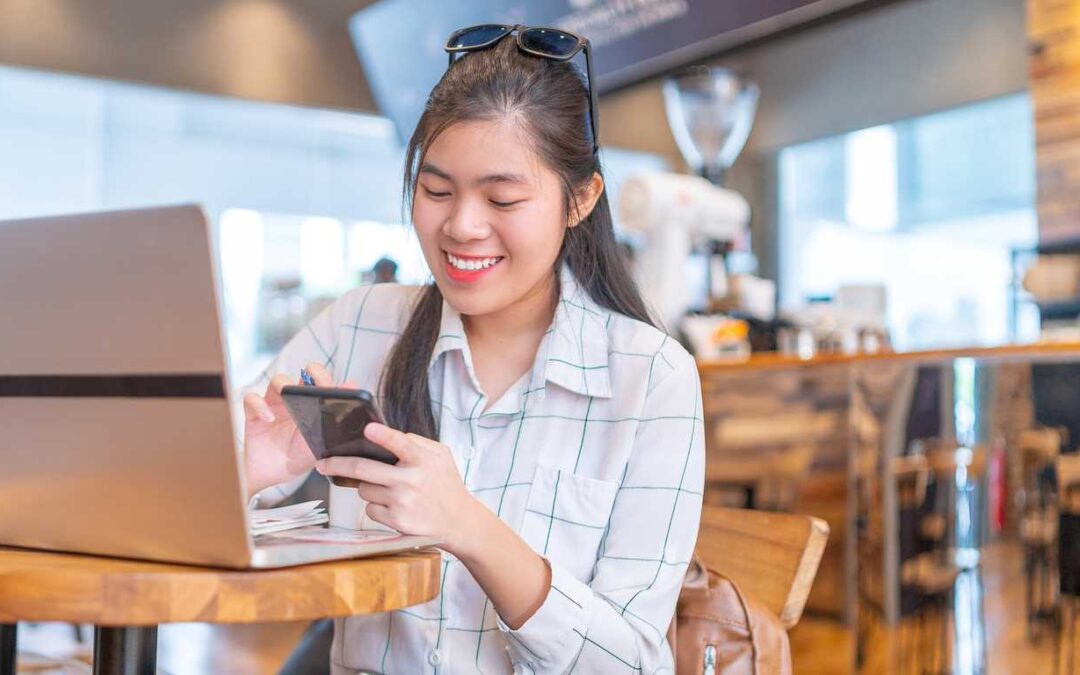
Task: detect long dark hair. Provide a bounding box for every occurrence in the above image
[380,37,655,439]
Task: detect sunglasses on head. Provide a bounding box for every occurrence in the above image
[444,24,600,154]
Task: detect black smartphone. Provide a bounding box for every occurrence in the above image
[280,385,396,488]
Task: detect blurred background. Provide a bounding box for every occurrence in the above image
[5,0,1080,673]
[0,0,1047,382]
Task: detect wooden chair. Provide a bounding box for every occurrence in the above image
[755,446,816,513]
[705,446,816,513]
[893,455,929,509]
[1018,427,1064,639]
[891,454,959,674]
[694,504,830,629]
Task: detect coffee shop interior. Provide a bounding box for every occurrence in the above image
[4,0,1080,673]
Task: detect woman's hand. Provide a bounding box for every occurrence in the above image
[320,422,552,628]
[315,423,479,556]
[243,362,345,498]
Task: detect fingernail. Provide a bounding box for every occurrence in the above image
[262,412,275,422]
[365,423,384,438]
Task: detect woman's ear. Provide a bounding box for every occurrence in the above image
[568,172,605,228]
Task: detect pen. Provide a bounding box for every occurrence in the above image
[300,368,316,387]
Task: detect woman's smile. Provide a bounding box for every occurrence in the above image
[444,250,505,283]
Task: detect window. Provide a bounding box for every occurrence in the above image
[0,64,667,384]
[778,94,1037,350]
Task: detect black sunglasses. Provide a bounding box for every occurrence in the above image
[445,24,600,154]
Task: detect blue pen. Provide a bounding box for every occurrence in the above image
[300,368,316,387]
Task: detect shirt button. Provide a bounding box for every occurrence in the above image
[427,648,442,666]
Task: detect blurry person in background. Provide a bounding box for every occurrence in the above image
[372,256,398,284]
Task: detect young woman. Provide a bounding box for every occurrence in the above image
[243,25,704,674]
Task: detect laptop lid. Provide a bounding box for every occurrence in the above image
[0,204,253,567]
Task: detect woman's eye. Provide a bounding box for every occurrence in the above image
[422,186,451,199]
[489,199,524,208]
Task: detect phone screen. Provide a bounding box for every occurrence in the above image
[280,387,398,469]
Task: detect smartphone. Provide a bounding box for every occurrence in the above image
[280,385,396,488]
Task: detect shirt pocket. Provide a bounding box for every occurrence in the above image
[519,464,619,583]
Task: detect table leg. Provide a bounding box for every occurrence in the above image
[93,626,157,675]
[0,623,15,675]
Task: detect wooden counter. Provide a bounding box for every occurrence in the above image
[697,342,1080,373]
[695,341,1080,619]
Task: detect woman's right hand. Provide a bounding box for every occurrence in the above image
[243,362,339,498]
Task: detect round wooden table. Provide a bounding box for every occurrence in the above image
[0,546,441,675]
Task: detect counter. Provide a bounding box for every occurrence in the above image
[696,342,1080,620]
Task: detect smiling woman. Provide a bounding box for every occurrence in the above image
[242,29,704,675]
[411,119,601,316]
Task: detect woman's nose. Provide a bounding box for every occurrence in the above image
[442,197,491,242]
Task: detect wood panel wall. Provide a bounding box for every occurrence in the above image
[1030,0,1080,241]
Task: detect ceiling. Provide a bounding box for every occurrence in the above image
[0,0,383,112]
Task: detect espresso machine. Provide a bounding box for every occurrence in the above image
[618,67,766,351]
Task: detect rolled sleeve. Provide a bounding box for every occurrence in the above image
[498,560,595,670]
[501,346,705,674]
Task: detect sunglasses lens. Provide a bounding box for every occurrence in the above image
[520,29,580,58]
[447,25,509,50]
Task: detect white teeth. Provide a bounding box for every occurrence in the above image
[447,253,502,271]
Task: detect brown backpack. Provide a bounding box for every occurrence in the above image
[668,558,792,675]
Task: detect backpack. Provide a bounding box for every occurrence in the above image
[668,557,793,675]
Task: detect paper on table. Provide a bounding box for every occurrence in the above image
[251,514,329,536]
[250,499,329,536]
[250,500,323,522]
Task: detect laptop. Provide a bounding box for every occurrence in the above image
[0,204,440,568]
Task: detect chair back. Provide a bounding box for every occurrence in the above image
[755,446,816,513]
[1059,454,1080,515]
[694,505,829,629]
[892,455,929,508]
[706,447,815,512]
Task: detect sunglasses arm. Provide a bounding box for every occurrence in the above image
[583,41,600,153]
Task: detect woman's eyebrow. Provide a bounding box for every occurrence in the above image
[419,163,452,180]
[476,172,528,186]
[420,163,528,187]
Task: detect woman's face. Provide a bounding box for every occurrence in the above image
[412,119,586,319]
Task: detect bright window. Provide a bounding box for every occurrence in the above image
[0,64,667,384]
[778,94,1037,350]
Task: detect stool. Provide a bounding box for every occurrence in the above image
[902,553,961,675]
[1056,454,1080,675]
[893,456,961,675]
[1019,427,1065,640]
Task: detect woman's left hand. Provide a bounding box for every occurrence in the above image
[315,423,478,555]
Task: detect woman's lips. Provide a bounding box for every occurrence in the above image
[444,252,504,283]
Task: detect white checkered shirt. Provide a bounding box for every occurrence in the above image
[254,265,705,674]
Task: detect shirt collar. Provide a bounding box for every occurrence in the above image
[428,264,613,400]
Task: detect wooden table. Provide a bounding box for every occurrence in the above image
[0,546,441,675]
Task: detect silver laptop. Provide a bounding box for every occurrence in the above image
[0,204,439,568]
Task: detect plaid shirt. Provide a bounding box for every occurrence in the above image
[255,265,704,674]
